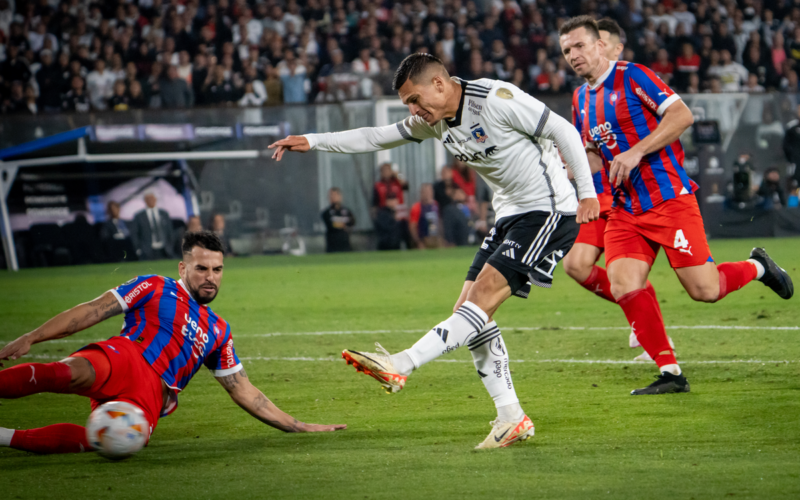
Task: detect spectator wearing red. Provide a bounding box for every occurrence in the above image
[675,43,700,90]
[451,160,476,197]
[409,184,441,249]
[650,48,675,85]
[372,162,408,216]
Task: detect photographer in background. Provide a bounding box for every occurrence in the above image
[731,154,755,205]
[756,168,786,210]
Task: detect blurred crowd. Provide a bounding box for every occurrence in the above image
[2,0,800,115]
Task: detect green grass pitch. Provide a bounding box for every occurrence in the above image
[1,238,799,499]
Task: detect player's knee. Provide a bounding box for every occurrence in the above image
[60,358,96,392]
[562,255,589,281]
[686,283,719,303]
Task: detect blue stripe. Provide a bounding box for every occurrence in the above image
[622,75,655,211]
[665,143,694,194]
[168,296,205,389]
[142,280,180,386]
[0,126,91,160]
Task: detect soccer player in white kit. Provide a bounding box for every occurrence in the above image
[269,54,600,448]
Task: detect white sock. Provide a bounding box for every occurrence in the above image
[660,363,682,376]
[0,427,14,447]
[389,351,415,377]
[469,321,522,412]
[747,259,765,279]
[405,301,488,369]
[497,403,525,422]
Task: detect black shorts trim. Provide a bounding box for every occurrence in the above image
[465,211,579,298]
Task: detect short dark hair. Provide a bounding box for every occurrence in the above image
[329,186,341,193]
[558,15,600,40]
[182,230,224,255]
[597,18,624,42]
[392,53,447,91]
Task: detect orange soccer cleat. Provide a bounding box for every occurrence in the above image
[342,343,407,394]
[474,415,535,449]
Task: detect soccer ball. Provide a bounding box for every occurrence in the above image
[86,401,149,459]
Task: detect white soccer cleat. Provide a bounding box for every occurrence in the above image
[342,343,407,394]
[633,336,676,361]
[474,415,535,449]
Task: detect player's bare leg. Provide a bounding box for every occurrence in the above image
[674,249,792,303]
[564,243,673,360]
[0,357,98,453]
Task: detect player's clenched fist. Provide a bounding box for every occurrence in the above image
[576,197,600,224]
[268,135,311,161]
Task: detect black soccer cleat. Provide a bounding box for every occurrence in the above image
[749,248,794,300]
[631,372,690,395]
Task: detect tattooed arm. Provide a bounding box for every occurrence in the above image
[0,291,123,366]
[216,369,346,433]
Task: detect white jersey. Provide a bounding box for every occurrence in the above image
[304,78,595,220]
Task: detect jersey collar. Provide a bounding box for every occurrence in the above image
[588,61,616,90]
[177,279,204,307]
[444,78,468,129]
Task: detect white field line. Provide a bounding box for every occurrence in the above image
[2,324,798,346]
[15,354,796,364]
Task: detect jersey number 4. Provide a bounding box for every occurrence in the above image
[674,229,693,255]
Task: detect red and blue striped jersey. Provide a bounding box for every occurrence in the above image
[110,275,242,392]
[572,61,698,214]
[571,94,614,200]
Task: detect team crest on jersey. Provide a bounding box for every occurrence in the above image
[609,90,620,106]
[470,124,488,143]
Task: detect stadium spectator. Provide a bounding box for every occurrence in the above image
[85,59,116,111]
[99,201,134,263]
[785,105,800,185]
[127,80,147,109]
[211,214,233,256]
[434,165,469,247]
[756,168,787,210]
[675,43,701,90]
[744,73,765,93]
[1,80,25,113]
[161,65,194,108]
[186,216,203,233]
[60,75,90,113]
[108,80,130,111]
[409,183,441,250]
[321,187,356,253]
[650,48,675,85]
[707,49,748,92]
[374,193,406,251]
[131,193,177,261]
[372,162,408,218]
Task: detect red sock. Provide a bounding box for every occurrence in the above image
[10,424,92,454]
[0,362,72,399]
[717,261,758,301]
[580,266,616,303]
[617,289,677,368]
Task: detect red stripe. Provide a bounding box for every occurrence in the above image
[610,69,641,212]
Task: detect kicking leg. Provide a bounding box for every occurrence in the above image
[342,265,509,393]
[1,424,92,454]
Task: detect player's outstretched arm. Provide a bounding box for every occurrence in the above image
[216,369,346,433]
[0,291,122,366]
[268,118,435,162]
[608,99,694,186]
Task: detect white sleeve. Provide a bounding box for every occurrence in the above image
[539,111,597,201]
[489,85,596,201]
[304,116,438,154]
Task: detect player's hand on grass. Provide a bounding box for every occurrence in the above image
[301,423,347,432]
[609,148,644,186]
[576,198,600,224]
[268,135,310,161]
[0,334,33,367]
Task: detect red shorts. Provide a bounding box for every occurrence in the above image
[71,337,165,441]
[605,194,712,269]
[574,193,613,250]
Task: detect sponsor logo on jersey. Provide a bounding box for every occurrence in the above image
[470,123,488,143]
[124,281,151,304]
[502,239,521,248]
[635,86,657,111]
[468,99,483,115]
[589,121,618,150]
[453,146,500,163]
[501,248,516,259]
